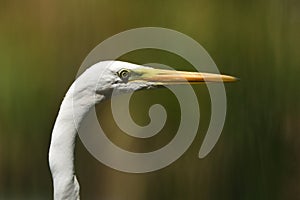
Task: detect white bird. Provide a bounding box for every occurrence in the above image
[48,61,236,200]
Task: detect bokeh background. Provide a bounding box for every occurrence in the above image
[1,0,300,199]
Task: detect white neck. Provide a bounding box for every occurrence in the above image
[48,82,97,200]
[48,62,113,199]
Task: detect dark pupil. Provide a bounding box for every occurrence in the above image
[120,71,129,79]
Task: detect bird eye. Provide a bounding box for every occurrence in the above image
[118,69,131,80]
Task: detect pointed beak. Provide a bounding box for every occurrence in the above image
[131,68,237,85]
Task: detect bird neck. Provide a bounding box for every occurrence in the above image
[48,86,95,200]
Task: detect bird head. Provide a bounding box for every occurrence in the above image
[73,61,237,103]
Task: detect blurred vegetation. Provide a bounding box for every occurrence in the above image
[0,0,300,199]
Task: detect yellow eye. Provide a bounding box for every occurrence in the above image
[118,69,131,80]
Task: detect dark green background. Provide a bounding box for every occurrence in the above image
[1,0,299,199]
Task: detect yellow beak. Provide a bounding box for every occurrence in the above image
[132,68,237,84]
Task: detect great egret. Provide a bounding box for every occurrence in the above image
[48,61,236,200]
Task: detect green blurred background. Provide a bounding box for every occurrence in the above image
[1,0,300,199]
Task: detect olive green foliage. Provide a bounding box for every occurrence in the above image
[0,0,299,199]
